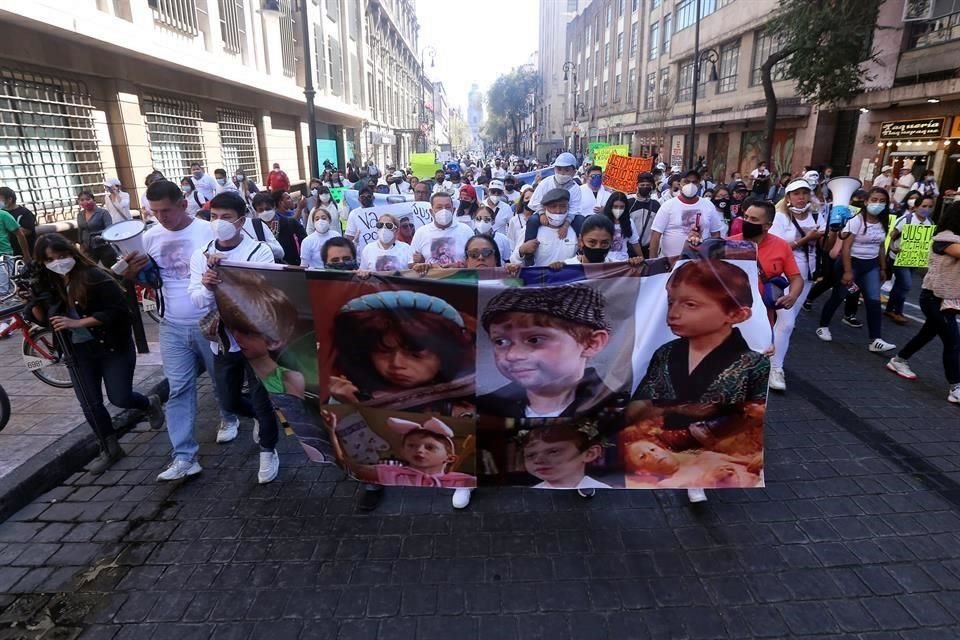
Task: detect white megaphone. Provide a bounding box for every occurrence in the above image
[827,176,862,230]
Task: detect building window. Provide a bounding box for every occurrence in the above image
[649,21,659,60]
[602,80,609,104]
[327,35,343,96]
[326,0,339,21]
[567,0,578,11]
[645,72,656,109]
[718,40,740,93]
[314,24,326,91]
[632,0,639,11]
[147,0,198,35]
[630,22,638,57]
[217,108,260,183]
[605,42,611,65]
[218,0,246,55]
[617,32,624,58]
[905,10,960,49]
[143,94,205,182]
[618,0,624,15]
[606,2,612,26]
[652,0,661,8]
[278,0,296,77]
[751,29,788,85]
[0,68,104,223]
[662,13,672,54]
[627,73,636,103]
[615,73,622,101]
[586,23,591,45]
[659,68,670,97]
[677,59,694,101]
[676,0,718,31]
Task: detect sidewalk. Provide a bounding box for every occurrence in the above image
[0,302,958,639]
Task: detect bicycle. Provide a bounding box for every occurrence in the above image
[0,306,73,389]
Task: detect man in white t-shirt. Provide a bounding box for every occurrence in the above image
[411,192,476,266]
[502,176,522,206]
[492,160,508,180]
[344,187,380,253]
[579,165,612,217]
[512,188,579,266]
[187,191,280,484]
[190,162,219,202]
[120,180,241,482]
[872,165,893,192]
[484,180,514,233]
[649,170,724,257]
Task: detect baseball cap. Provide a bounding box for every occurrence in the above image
[785,179,812,194]
[881,165,893,172]
[488,179,505,191]
[802,170,820,186]
[553,152,577,168]
[391,170,404,179]
[459,184,477,200]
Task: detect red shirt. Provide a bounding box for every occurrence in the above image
[729,232,800,281]
[267,169,290,192]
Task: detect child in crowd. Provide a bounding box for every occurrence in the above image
[518,422,611,490]
[324,412,476,488]
[330,290,475,414]
[476,284,620,419]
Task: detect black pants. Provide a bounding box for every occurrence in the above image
[899,290,960,385]
[68,338,148,442]
[807,257,859,316]
[213,349,280,450]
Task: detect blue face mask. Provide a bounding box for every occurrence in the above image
[866,203,886,215]
[590,174,603,189]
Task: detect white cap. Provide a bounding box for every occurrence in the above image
[104,177,122,188]
[488,179,505,191]
[520,183,534,193]
[785,179,812,194]
[392,170,404,179]
[802,170,820,186]
[881,165,893,172]
[553,152,577,168]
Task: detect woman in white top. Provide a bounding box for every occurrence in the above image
[180,177,209,219]
[817,187,895,353]
[552,215,644,268]
[473,206,513,262]
[305,186,340,235]
[299,207,341,269]
[505,188,534,249]
[359,213,414,271]
[769,180,825,389]
[103,178,131,224]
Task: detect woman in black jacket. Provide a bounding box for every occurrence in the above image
[252,191,307,265]
[28,233,164,473]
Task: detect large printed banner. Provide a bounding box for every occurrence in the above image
[216,241,770,490]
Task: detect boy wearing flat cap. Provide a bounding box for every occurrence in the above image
[511,187,580,266]
[476,284,620,419]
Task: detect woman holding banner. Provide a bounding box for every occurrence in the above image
[885,195,935,325]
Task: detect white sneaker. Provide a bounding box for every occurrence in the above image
[157,459,202,481]
[816,327,833,342]
[216,418,239,443]
[258,450,279,484]
[768,367,786,391]
[881,280,894,294]
[687,488,708,503]
[948,384,960,404]
[886,357,917,380]
[868,338,896,353]
[252,419,260,445]
[452,488,472,509]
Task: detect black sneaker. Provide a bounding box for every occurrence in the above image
[359,484,384,512]
[801,300,812,311]
[842,315,863,328]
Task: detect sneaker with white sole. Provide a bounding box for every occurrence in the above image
[687,488,708,503]
[252,419,260,445]
[842,315,864,328]
[216,418,239,443]
[258,449,279,484]
[816,327,833,342]
[886,357,917,380]
[452,488,472,509]
[949,384,960,404]
[868,339,896,353]
[157,459,202,481]
[768,367,786,391]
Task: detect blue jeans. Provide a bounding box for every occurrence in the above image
[885,266,913,315]
[159,319,236,463]
[820,257,884,340]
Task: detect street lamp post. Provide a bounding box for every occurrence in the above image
[687,0,719,172]
[563,61,579,155]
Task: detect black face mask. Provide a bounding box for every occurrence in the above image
[458,200,476,214]
[522,201,533,211]
[713,198,729,210]
[741,221,764,239]
[581,246,610,263]
[327,259,358,271]
[637,186,652,197]
[359,196,373,207]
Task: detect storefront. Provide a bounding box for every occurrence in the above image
[872,115,959,197]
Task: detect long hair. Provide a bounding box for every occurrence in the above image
[935,202,960,236]
[32,233,110,309]
[864,187,891,234]
[601,191,632,238]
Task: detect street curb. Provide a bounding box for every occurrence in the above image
[0,373,168,523]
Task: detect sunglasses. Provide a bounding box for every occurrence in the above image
[467,248,495,259]
[376,222,396,230]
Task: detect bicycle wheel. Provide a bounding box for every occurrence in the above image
[140,286,162,323]
[0,384,10,432]
[22,327,73,389]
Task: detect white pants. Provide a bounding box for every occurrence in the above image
[771,281,813,369]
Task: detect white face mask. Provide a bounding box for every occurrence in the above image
[434,208,454,227]
[314,219,331,234]
[212,219,240,242]
[379,228,396,244]
[554,173,573,185]
[546,212,567,227]
[788,203,811,214]
[681,183,699,198]
[907,199,917,208]
[475,220,493,235]
[319,193,331,204]
[612,207,625,217]
[46,257,76,275]
[258,209,276,222]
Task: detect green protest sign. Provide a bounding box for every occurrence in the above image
[894,224,935,267]
[329,187,345,204]
[588,142,610,159]
[593,144,629,169]
[410,153,441,179]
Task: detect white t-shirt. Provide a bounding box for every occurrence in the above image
[505,212,530,249]
[529,175,583,220]
[504,190,521,206]
[872,174,893,190]
[344,206,379,253]
[486,200,514,234]
[410,222,476,266]
[360,241,414,271]
[511,224,579,266]
[142,219,214,324]
[607,220,640,262]
[842,215,886,260]
[579,184,613,217]
[492,168,507,179]
[304,203,340,234]
[299,228,342,268]
[183,190,209,218]
[192,173,220,201]
[650,197,724,257]
[770,210,825,279]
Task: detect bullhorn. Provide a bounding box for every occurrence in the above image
[827,176,863,230]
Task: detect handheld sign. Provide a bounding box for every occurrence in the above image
[894,224,934,267]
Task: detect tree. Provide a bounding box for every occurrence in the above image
[486,67,540,155]
[759,0,883,165]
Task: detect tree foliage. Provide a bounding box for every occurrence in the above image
[760,0,882,164]
[486,67,540,153]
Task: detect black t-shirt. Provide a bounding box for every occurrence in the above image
[8,205,36,256]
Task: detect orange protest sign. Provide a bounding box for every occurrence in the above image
[602,155,652,193]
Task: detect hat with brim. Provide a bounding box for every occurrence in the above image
[541,188,571,206]
[386,417,455,450]
[785,179,812,194]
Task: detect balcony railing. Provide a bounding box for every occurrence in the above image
[906,11,960,49]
